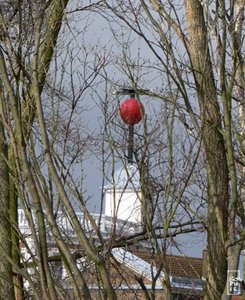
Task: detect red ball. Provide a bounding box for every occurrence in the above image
[119,98,144,125]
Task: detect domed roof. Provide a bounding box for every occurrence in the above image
[105,164,141,190]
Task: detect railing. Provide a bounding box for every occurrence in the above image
[18,209,142,237]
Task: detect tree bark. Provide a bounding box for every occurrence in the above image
[0,1,71,298]
[0,121,14,299]
[184,1,229,299]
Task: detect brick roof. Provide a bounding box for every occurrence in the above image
[131,249,203,279]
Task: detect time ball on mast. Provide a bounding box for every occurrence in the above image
[118,90,145,164]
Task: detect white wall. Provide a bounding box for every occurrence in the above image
[105,189,142,224]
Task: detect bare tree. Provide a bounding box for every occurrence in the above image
[100,1,245,299]
[0,0,244,300]
[0,1,120,299]
[0,0,77,298]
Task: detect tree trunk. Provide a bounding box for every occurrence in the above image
[7,148,24,300]
[0,122,14,299]
[184,1,229,299]
[222,245,241,300]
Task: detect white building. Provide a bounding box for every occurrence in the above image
[104,164,142,224]
[19,163,143,238]
[18,163,205,298]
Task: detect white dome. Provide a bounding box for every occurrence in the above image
[106,164,141,190]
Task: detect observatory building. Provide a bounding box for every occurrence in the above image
[17,90,208,299]
[104,164,142,224]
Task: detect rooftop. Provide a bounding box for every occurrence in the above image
[132,249,203,279]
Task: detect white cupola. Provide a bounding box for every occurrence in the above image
[104,164,142,224]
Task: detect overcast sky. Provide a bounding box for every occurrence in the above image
[48,2,224,260]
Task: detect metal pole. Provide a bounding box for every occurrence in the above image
[127,91,135,164]
[128,90,135,164]
[128,125,134,164]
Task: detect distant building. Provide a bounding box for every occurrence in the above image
[20,163,242,299]
[104,164,142,224]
